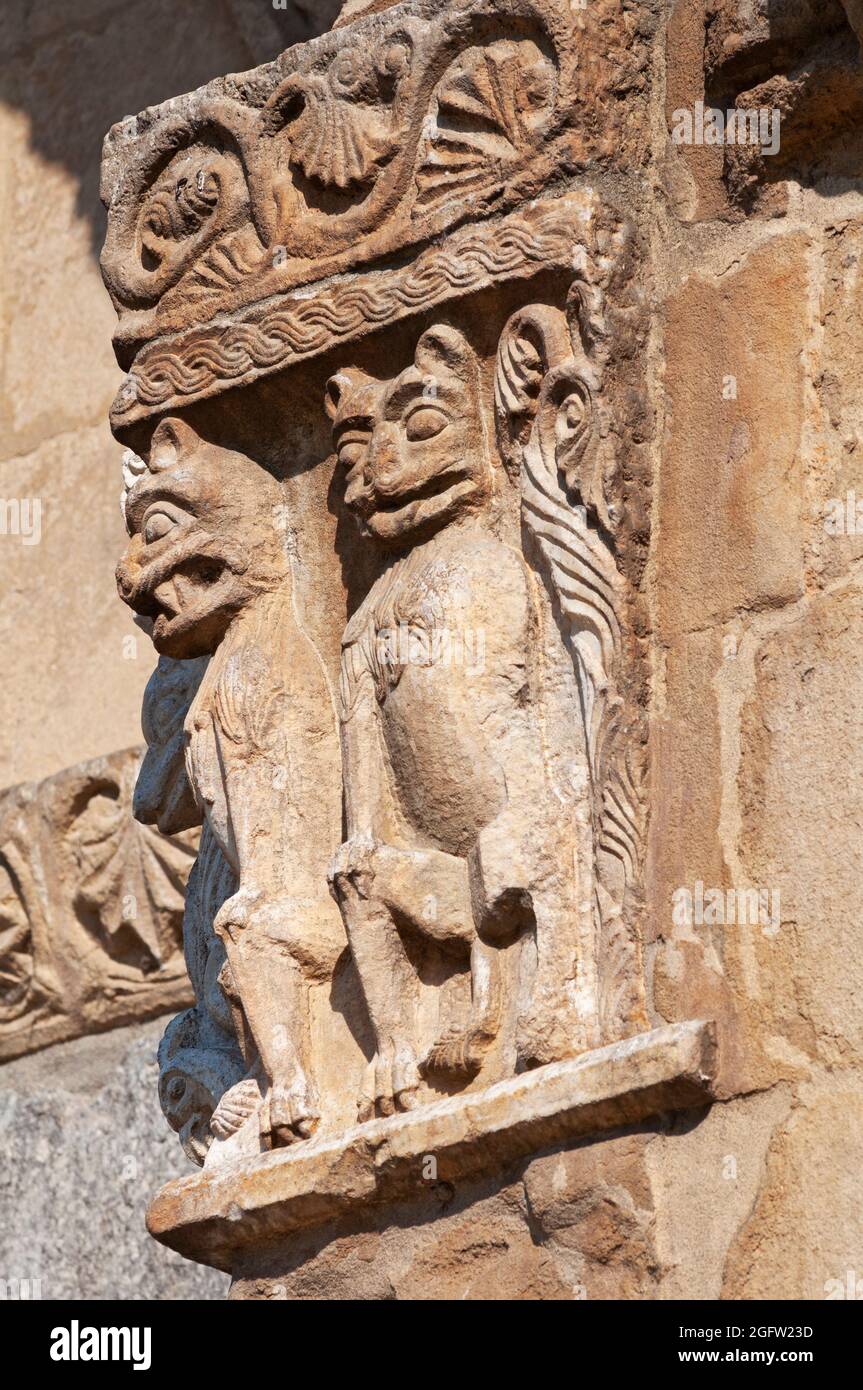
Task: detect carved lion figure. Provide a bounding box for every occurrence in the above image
[118,420,344,1148]
[327,298,646,1120]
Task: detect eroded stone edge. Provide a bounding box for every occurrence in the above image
[147,1020,717,1271]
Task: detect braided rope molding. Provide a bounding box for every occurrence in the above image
[111,198,595,427]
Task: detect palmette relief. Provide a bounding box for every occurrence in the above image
[118,422,345,1151]
[327,297,647,1121]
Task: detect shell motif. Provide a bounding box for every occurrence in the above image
[270,37,412,195]
[288,94,398,192]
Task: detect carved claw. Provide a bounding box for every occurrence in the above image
[420,1027,493,1082]
[357,1046,421,1123]
[210,1077,261,1140]
[263,1082,320,1148]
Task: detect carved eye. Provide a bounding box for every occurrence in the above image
[142,509,177,544]
[405,405,448,442]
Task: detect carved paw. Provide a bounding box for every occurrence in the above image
[357,1043,421,1123]
[263,1077,320,1147]
[210,1077,261,1140]
[327,832,378,899]
[420,1027,492,1082]
[213,885,265,943]
[330,835,473,948]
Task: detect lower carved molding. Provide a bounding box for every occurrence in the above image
[146,1020,716,1275]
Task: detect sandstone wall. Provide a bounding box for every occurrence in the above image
[643,0,863,1301]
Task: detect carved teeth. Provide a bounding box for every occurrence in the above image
[153,576,181,618]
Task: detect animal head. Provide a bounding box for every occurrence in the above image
[326,324,492,547]
[117,418,290,658]
[157,1010,245,1166]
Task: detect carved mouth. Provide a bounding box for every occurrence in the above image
[137,555,241,658]
[150,558,228,628]
[369,470,472,518]
[178,1112,213,1166]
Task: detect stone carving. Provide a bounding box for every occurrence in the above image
[132,654,245,1164]
[415,37,557,211]
[106,0,664,1191]
[0,749,197,1063]
[117,420,345,1149]
[325,281,646,1119]
[99,0,639,427]
[119,198,586,419]
[272,35,413,192]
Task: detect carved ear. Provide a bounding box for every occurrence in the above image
[149,417,200,472]
[541,365,613,532]
[413,324,475,383]
[324,369,377,423]
[495,306,570,476]
[324,373,352,422]
[554,379,594,491]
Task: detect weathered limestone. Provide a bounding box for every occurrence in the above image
[91,0,863,1299]
[147,1021,716,1273]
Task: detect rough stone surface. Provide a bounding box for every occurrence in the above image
[0,1018,227,1300]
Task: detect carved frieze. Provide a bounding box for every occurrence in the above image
[100,0,647,432]
[0,749,197,1062]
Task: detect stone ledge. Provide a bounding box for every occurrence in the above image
[147,1020,717,1272]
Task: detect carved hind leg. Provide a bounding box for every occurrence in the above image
[214,888,320,1146]
[329,851,421,1121]
[421,934,502,1080]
